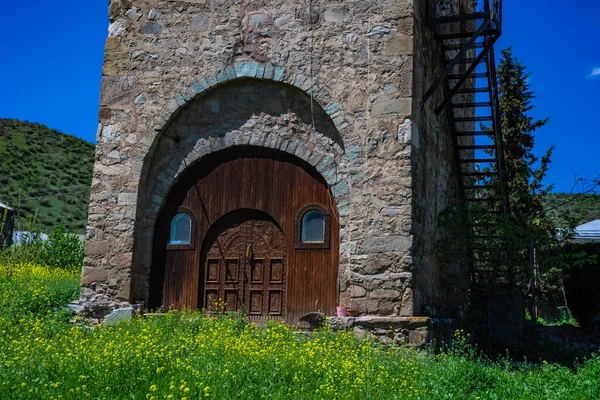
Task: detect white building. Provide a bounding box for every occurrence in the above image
[573,220,600,243]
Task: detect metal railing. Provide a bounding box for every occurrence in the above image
[430,0,502,30]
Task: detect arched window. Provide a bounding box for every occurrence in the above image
[302,210,325,243]
[295,204,331,250]
[167,208,195,250]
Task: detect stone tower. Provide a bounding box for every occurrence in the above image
[81,0,469,333]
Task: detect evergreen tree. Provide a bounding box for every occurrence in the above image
[474,47,557,322]
[498,46,555,275]
[498,47,558,320]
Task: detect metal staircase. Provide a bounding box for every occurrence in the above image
[424,0,511,289]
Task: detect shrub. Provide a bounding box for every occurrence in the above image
[42,223,85,273]
[562,242,600,327]
[0,223,84,274]
[0,232,47,267]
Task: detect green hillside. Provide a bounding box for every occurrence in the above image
[544,192,600,230]
[0,118,95,233]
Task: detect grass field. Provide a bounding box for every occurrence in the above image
[1,263,599,399]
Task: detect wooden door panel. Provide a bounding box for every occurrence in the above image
[248,290,263,315]
[225,259,239,283]
[199,211,287,320]
[206,259,219,283]
[268,290,283,315]
[269,258,283,283]
[224,290,239,312]
[250,259,264,283]
[205,290,218,311]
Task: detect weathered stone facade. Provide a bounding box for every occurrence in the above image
[81,0,469,322]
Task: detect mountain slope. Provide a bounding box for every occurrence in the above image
[0,118,95,233]
[544,193,600,230]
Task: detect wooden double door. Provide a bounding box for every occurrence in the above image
[202,210,286,319]
[151,146,340,323]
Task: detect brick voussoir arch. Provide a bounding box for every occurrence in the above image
[143,62,353,215]
[132,69,353,304]
[147,139,348,217]
[154,61,351,136]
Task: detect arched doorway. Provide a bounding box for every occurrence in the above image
[201,210,287,320]
[151,146,339,323]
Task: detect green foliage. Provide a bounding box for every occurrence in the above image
[0,212,46,267]
[561,242,600,327]
[544,193,600,230]
[0,118,95,233]
[471,47,558,327]
[42,223,85,273]
[0,264,79,319]
[484,49,600,327]
[0,221,84,274]
[495,46,556,284]
[2,265,600,399]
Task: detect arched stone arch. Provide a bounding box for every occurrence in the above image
[152,62,351,136]
[132,76,352,303]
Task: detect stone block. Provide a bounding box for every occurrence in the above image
[247,12,269,28]
[329,317,355,329]
[366,26,391,38]
[372,96,412,117]
[175,93,186,106]
[263,63,275,79]
[111,252,133,267]
[225,66,236,80]
[360,235,412,254]
[399,287,414,316]
[349,285,367,298]
[273,66,285,81]
[397,119,415,144]
[105,36,121,52]
[66,302,84,315]
[85,241,109,256]
[324,7,348,23]
[140,22,163,35]
[81,267,109,285]
[274,13,293,27]
[191,15,208,32]
[370,289,401,299]
[148,8,164,21]
[100,76,134,107]
[234,62,259,77]
[408,328,429,347]
[108,21,125,37]
[386,34,413,56]
[116,283,131,301]
[104,307,134,326]
[126,7,142,21]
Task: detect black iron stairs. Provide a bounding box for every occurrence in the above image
[424,0,511,289]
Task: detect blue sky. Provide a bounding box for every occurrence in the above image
[0,1,598,193]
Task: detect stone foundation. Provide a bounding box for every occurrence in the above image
[329,315,456,348]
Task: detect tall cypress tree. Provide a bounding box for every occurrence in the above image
[493,47,556,319]
[499,46,551,224]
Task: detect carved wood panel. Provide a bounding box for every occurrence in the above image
[200,210,286,319]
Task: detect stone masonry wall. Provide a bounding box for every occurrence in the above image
[409,1,470,318]
[81,0,422,317]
